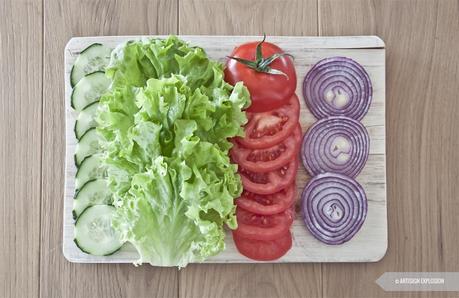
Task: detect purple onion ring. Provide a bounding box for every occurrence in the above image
[303,57,372,121]
[301,116,369,178]
[301,173,367,245]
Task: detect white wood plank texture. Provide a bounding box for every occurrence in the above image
[63,35,386,264]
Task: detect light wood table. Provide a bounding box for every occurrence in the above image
[1,1,458,297]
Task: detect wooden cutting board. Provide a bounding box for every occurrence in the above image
[63,35,387,264]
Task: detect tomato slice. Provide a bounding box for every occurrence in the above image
[239,158,298,195]
[237,94,300,149]
[232,230,292,261]
[231,125,301,173]
[234,207,294,241]
[236,184,296,215]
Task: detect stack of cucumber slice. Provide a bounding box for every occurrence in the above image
[70,43,124,256]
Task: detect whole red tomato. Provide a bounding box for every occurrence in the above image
[224,36,297,112]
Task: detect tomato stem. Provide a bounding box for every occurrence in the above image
[227,34,294,78]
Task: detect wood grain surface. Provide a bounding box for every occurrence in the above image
[1,0,459,298]
[0,1,42,298]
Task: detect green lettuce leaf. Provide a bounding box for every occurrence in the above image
[97,37,249,267]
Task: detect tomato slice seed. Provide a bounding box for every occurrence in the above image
[237,94,300,149]
[234,207,294,241]
[235,184,296,215]
[239,158,298,194]
[231,125,301,173]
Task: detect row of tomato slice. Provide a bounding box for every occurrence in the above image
[229,95,302,261]
[223,36,301,260]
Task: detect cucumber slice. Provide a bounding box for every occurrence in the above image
[74,101,99,140]
[74,205,123,256]
[74,128,101,166]
[70,43,112,87]
[75,154,105,190]
[73,179,112,219]
[71,71,110,112]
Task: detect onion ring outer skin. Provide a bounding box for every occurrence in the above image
[301,172,368,245]
[303,56,372,121]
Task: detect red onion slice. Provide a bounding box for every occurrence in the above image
[301,173,367,245]
[301,116,369,178]
[303,57,372,120]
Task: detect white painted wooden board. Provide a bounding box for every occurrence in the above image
[63,35,387,264]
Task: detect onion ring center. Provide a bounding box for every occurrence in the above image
[329,135,351,164]
[324,86,350,109]
[322,197,345,222]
